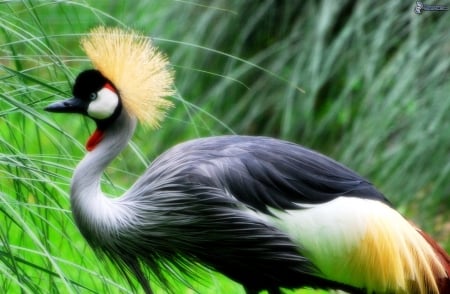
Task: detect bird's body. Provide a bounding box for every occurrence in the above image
[45,27,450,293]
[67,108,449,294]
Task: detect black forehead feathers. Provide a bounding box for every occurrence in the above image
[73,69,109,100]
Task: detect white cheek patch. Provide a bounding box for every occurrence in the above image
[87,88,119,120]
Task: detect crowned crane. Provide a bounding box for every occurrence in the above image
[45,27,449,294]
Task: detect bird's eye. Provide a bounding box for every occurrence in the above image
[89,93,97,101]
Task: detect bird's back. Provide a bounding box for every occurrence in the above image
[135,135,388,208]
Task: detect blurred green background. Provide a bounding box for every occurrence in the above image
[0,1,448,293]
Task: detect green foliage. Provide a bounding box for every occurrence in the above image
[0,0,448,293]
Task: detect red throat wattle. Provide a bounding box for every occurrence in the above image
[86,129,105,151]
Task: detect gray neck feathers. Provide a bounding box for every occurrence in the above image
[70,110,137,242]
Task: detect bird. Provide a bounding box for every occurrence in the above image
[45,26,449,294]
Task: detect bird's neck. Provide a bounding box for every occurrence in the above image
[70,110,137,241]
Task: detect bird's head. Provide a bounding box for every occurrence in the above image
[45,27,174,151]
[46,69,121,127]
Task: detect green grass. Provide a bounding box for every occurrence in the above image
[0,0,449,293]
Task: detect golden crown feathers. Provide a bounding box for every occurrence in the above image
[81,26,174,128]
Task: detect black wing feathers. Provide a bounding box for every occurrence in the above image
[180,136,388,213]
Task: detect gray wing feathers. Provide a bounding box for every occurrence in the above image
[133,135,388,214]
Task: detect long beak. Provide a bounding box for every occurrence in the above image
[45,97,87,114]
